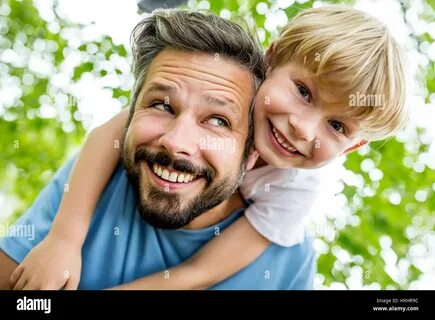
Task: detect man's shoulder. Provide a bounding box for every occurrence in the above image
[47,156,131,211]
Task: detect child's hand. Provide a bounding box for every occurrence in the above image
[9,233,82,290]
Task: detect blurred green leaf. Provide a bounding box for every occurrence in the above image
[73,62,94,80]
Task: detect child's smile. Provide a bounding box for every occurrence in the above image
[267,119,305,157]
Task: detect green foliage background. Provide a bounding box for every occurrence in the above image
[1,0,434,289]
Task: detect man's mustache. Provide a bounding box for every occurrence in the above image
[134,146,215,185]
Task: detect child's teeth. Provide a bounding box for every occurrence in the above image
[272,126,299,154]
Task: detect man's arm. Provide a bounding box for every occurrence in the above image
[0,250,18,289]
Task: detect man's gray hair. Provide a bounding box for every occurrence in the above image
[128,9,265,156]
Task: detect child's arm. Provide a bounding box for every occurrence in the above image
[9,110,129,290]
[51,110,129,244]
[111,215,271,290]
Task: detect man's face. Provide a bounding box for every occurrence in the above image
[123,49,255,229]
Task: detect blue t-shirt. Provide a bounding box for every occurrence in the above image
[0,156,316,290]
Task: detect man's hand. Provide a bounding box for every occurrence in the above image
[9,233,82,290]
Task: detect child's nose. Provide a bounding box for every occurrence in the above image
[288,113,318,142]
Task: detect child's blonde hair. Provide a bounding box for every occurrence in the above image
[271,6,407,141]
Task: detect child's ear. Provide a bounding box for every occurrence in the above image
[342,140,368,155]
[246,149,260,171]
[265,41,277,75]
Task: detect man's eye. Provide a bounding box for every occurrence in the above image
[206,117,229,128]
[329,120,346,134]
[296,83,312,102]
[152,102,173,114]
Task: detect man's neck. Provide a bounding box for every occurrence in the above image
[183,191,246,230]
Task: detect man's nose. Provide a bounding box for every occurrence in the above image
[158,115,199,157]
[288,112,319,142]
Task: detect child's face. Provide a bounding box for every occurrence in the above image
[254,61,365,169]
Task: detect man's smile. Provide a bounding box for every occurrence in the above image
[153,163,199,183]
[142,162,205,191]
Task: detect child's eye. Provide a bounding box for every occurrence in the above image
[296,83,312,103]
[329,120,346,134]
[151,102,173,114]
[206,117,229,128]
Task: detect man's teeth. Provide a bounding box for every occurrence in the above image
[272,126,298,153]
[153,164,196,183]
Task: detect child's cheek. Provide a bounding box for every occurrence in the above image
[313,140,342,164]
[265,91,290,114]
[257,78,289,114]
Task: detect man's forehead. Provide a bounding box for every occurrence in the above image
[143,49,255,106]
[148,48,248,79]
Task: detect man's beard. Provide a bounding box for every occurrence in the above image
[122,144,247,229]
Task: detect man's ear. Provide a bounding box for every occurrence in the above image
[342,140,368,155]
[246,149,260,171]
